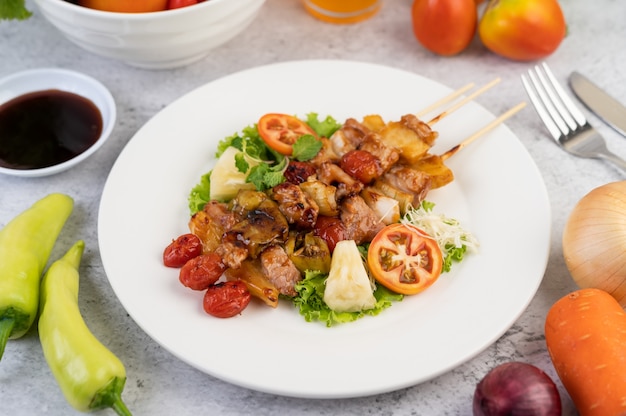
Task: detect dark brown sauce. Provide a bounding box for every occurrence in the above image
[0,89,103,170]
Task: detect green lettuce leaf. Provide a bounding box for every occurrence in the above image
[0,0,32,21]
[292,270,403,327]
[306,113,342,138]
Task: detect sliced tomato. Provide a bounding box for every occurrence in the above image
[257,113,317,156]
[367,223,443,295]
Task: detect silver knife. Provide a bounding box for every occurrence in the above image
[569,71,626,137]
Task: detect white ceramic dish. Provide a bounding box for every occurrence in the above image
[0,68,116,178]
[99,60,551,398]
[34,0,266,69]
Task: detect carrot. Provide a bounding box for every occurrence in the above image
[545,288,626,416]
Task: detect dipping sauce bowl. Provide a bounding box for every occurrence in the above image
[0,68,116,177]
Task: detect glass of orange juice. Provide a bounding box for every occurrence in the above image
[303,0,381,24]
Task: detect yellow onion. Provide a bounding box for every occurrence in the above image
[562,181,626,307]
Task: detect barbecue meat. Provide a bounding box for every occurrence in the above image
[339,195,385,245]
[269,182,319,229]
[260,245,302,297]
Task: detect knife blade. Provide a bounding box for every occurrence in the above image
[569,71,626,137]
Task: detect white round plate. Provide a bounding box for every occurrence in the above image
[99,60,550,398]
[0,68,116,177]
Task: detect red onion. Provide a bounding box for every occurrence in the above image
[473,362,561,416]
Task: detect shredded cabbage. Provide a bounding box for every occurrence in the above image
[401,201,479,272]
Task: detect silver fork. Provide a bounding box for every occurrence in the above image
[521,62,626,171]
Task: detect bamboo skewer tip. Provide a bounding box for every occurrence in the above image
[440,101,527,160]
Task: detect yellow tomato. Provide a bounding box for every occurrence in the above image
[79,0,168,12]
[478,0,566,61]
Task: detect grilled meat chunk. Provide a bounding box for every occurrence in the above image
[260,245,302,297]
[217,198,289,268]
[400,114,438,146]
[339,195,385,245]
[380,165,432,207]
[317,162,364,201]
[189,201,238,252]
[269,182,319,229]
[358,133,400,173]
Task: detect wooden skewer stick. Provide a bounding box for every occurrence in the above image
[428,78,502,126]
[440,101,527,161]
[415,82,475,118]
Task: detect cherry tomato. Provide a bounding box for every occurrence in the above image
[339,149,382,184]
[313,216,346,253]
[367,223,443,295]
[163,233,203,268]
[78,0,167,12]
[167,0,197,9]
[478,0,566,61]
[203,281,251,318]
[411,0,477,56]
[257,113,317,156]
[284,160,317,185]
[179,253,226,291]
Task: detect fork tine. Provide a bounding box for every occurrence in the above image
[527,68,571,136]
[534,64,579,132]
[521,72,567,140]
[540,62,587,127]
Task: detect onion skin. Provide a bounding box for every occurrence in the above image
[473,362,561,416]
[562,181,626,307]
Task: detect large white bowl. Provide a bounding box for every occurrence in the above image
[34,0,266,69]
[0,68,116,177]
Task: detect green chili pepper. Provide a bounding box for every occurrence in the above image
[38,240,133,415]
[0,193,73,360]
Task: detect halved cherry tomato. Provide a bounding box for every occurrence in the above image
[257,113,317,156]
[367,223,443,295]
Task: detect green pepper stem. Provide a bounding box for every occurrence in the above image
[111,397,133,416]
[90,377,133,416]
[0,318,15,361]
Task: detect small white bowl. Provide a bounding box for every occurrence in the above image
[34,0,266,69]
[0,68,116,177]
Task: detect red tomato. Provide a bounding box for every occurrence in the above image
[167,0,197,9]
[257,113,317,156]
[367,223,443,295]
[179,253,226,291]
[478,0,566,61]
[79,0,167,12]
[203,281,251,318]
[411,0,477,56]
[339,149,382,184]
[163,233,203,268]
[284,160,317,185]
[313,216,346,253]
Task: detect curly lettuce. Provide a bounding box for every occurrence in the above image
[293,270,403,327]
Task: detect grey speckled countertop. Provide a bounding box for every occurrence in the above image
[2,1,626,415]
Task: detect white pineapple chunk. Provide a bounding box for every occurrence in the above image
[361,187,400,225]
[323,240,376,312]
[209,146,257,202]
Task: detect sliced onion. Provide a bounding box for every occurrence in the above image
[473,362,561,416]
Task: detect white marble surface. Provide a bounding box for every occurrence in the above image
[1,1,625,414]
